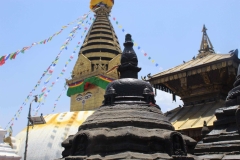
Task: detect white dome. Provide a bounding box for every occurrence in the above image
[15,111,94,160]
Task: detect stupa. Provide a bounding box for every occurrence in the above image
[0,126,21,160]
[67,0,121,111]
[194,64,240,159]
[60,34,198,160]
[15,1,121,159]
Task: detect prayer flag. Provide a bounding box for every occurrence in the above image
[9,53,14,60]
[5,54,10,61]
[0,56,6,66]
[41,88,46,92]
[49,69,53,74]
[12,53,17,59]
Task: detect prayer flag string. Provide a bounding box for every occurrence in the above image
[51,86,67,113]
[34,18,93,116]
[4,14,93,131]
[111,16,159,67]
[0,12,92,67]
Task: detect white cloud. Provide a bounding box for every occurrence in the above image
[155,91,183,113]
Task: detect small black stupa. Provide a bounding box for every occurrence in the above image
[195,53,240,160]
[59,34,197,160]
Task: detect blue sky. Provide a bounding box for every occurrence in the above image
[0,0,239,136]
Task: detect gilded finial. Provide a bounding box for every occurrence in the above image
[202,24,207,33]
[197,25,215,59]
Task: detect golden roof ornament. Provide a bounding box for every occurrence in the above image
[197,24,215,59]
[90,0,114,12]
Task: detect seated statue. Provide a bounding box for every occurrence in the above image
[173,135,184,155]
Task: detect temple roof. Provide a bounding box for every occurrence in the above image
[165,100,224,130]
[150,25,239,80]
[151,52,238,79]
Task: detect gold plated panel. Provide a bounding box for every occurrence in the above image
[72,54,91,78]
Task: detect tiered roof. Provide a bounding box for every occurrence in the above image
[149,25,240,137]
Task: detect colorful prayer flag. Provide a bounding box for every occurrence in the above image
[0,56,6,66]
[5,54,10,61]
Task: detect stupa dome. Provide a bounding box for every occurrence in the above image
[15,111,93,160]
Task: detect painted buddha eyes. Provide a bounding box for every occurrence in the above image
[76,94,83,101]
[85,93,92,99]
[76,97,83,101]
[76,92,92,101]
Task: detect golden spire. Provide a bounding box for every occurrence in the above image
[197,25,215,58]
[68,4,121,111]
